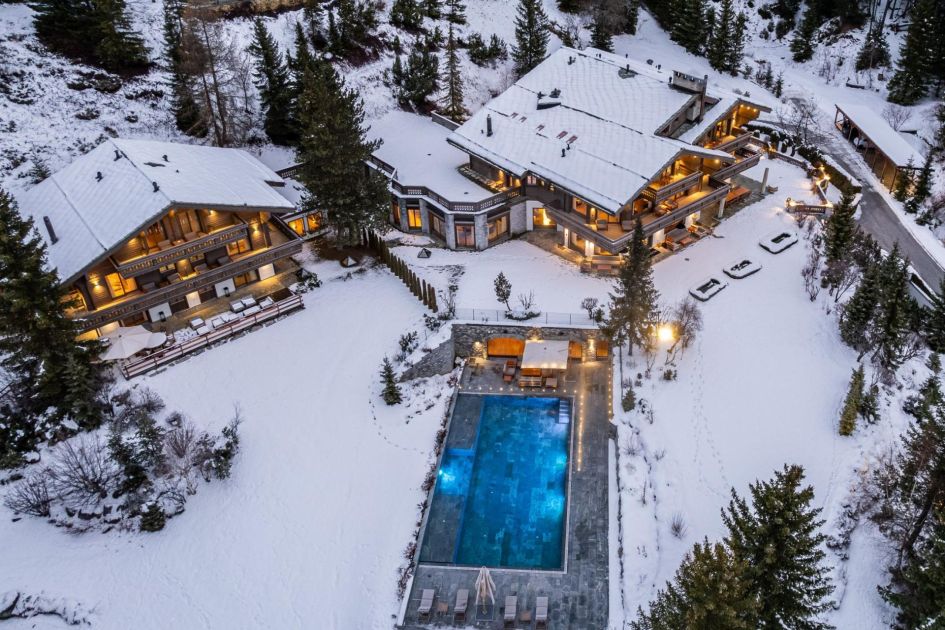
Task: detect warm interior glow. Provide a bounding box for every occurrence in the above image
[657,324,675,343]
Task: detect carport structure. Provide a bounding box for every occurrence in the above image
[834,103,925,191]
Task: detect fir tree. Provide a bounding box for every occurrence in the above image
[670,0,707,55]
[294,59,390,244]
[823,191,857,265]
[855,25,890,71]
[728,12,748,74]
[512,0,549,77]
[139,502,166,532]
[591,5,614,52]
[494,271,512,311]
[625,0,639,35]
[422,0,440,19]
[31,0,148,72]
[872,246,913,371]
[391,53,405,88]
[883,508,945,629]
[0,190,105,464]
[892,159,914,202]
[722,464,835,629]
[390,0,423,30]
[906,154,934,216]
[445,0,465,24]
[249,19,297,146]
[380,357,403,405]
[790,8,818,63]
[887,0,938,105]
[604,219,659,355]
[839,365,864,436]
[706,0,735,72]
[440,25,467,122]
[557,0,580,11]
[163,0,205,137]
[398,40,440,108]
[631,539,759,630]
[840,260,881,356]
[926,278,945,353]
[774,72,784,97]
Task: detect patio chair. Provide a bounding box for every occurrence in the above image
[504,596,517,628]
[544,376,558,389]
[230,300,245,313]
[454,589,469,623]
[189,317,205,329]
[241,296,257,308]
[259,297,275,309]
[418,589,435,621]
[244,305,262,317]
[535,596,549,628]
[210,316,225,329]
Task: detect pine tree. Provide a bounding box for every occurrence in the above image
[494,271,512,311]
[790,8,818,63]
[883,507,945,629]
[823,191,857,265]
[839,365,864,436]
[398,40,440,108]
[706,0,734,72]
[722,465,834,629]
[512,0,549,77]
[391,52,405,88]
[557,0,580,11]
[445,0,465,24]
[625,0,639,35]
[591,5,614,52]
[774,72,784,97]
[670,0,707,55]
[605,219,659,355]
[390,0,423,30]
[380,357,403,405]
[887,0,938,105]
[893,159,914,202]
[872,246,913,371]
[935,104,945,153]
[631,539,759,630]
[422,0,441,19]
[0,190,105,464]
[249,19,297,146]
[139,502,166,532]
[163,0,205,137]
[906,154,934,216]
[31,0,148,72]
[440,25,467,122]
[840,260,880,356]
[855,25,890,71]
[728,12,748,74]
[926,279,945,353]
[294,59,390,245]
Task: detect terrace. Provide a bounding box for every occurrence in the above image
[401,333,613,629]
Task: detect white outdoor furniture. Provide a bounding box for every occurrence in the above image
[221,311,238,323]
[259,297,275,309]
[454,589,469,623]
[243,305,262,317]
[504,596,517,627]
[689,276,728,302]
[418,589,435,621]
[210,316,225,329]
[194,325,210,336]
[189,317,205,329]
[536,596,549,628]
[230,300,245,313]
[759,230,798,254]
[723,257,762,279]
[241,296,257,309]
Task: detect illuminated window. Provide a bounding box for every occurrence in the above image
[227,238,251,256]
[407,207,422,230]
[288,219,305,236]
[487,214,508,242]
[306,214,320,232]
[105,273,136,299]
[455,224,475,248]
[391,202,401,225]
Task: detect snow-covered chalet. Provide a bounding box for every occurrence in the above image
[372,46,771,256]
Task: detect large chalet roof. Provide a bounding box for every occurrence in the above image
[448,47,734,214]
[18,138,294,284]
[835,103,926,168]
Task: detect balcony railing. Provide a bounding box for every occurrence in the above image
[113,222,249,277]
[388,180,521,213]
[706,132,752,153]
[77,239,303,331]
[641,184,731,234]
[711,151,762,181]
[644,170,703,203]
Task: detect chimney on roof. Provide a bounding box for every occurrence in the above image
[486,114,493,137]
[568,56,574,65]
[152,181,160,192]
[42,216,58,244]
[95,171,102,182]
[162,154,168,162]
[561,147,566,157]
[113,149,121,161]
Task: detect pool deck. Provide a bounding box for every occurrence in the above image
[401,357,614,629]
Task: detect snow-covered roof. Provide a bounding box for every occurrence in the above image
[449,48,733,213]
[18,138,294,284]
[369,111,494,202]
[676,95,743,144]
[836,103,926,167]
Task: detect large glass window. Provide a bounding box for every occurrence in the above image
[288,219,305,236]
[105,273,136,299]
[487,214,509,242]
[532,207,555,229]
[306,213,321,232]
[227,238,251,256]
[407,207,422,230]
[455,223,475,248]
[430,213,445,238]
[391,201,401,226]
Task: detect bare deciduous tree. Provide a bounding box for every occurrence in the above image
[776,97,825,146]
[517,290,537,313]
[667,298,703,362]
[802,247,822,301]
[47,435,120,508]
[882,103,912,131]
[3,471,52,517]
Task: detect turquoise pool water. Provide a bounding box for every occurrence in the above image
[420,395,571,570]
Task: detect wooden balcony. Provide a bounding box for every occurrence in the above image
[76,239,303,331]
[388,180,521,213]
[711,151,762,181]
[639,184,730,234]
[113,222,249,277]
[644,170,703,203]
[704,131,752,153]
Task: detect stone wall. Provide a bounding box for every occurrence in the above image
[399,338,456,381]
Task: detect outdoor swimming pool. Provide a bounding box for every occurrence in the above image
[419,394,571,571]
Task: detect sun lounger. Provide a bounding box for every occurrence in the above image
[418,589,435,621]
[518,376,542,388]
[536,596,549,628]
[259,297,275,309]
[243,305,261,317]
[210,316,225,329]
[241,296,257,308]
[230,300,245,313]
[504,596,517,628]
[454,589,468,623]
[220,312,237,323]
[194,325,210,336]
[189,317,205,329]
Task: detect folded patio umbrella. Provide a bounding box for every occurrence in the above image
[475,566,496,610]
[101,325,155,361]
